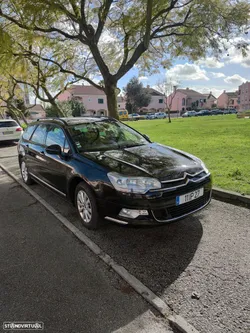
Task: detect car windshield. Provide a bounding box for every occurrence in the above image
[68,120,148,152]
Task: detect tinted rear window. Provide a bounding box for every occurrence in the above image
[23,125,37,141]
[0,121,18,128]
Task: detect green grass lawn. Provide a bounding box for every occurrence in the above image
[129,115,250,195]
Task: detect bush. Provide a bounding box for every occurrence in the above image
[46,100,86,118]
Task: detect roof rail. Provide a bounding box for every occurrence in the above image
[36,117,68,125]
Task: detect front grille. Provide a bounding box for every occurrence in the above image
[152,191,211,221]
[161,171,208,190]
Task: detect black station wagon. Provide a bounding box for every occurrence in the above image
[18,117,212,229]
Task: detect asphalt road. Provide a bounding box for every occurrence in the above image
[0,167,175,333]
[0,143,250,333]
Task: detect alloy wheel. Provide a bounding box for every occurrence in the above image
[21,161,28,182]
[77,190,92,223]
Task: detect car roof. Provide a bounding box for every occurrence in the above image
[0,119,18,122]
[30,116,116,127]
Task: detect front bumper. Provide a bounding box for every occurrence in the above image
[100,176,212,225]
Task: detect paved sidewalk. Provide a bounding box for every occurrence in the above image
[0,170,173,333]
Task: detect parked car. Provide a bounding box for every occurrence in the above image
[18,117,212,229]
[210,109,224,115]
[182,111,197,117]
[145,113,156,120]
[0,119,23,143]
[229,109,237,114]
[154,112,167,119]
[128,113,141,121]
[223,109,230,114]
[196,110,211,116]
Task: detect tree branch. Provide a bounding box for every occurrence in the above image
[95,0,113,43]
[151,0,178,23]
[0,9,82,41]
[143,0,153,49]
[151,7,192,38]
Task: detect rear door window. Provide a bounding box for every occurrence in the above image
[23,125,37,141]
[30,124,48,145]
[0,121,18,128]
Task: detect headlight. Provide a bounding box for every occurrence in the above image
[200,161,209,174]
[108,172,161,194]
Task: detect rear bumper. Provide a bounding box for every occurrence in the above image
[0,133,22,142]
[99,176,212,225]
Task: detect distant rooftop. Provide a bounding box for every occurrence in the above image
[67,85,105,96]
[27,104,45,112]
[144,85,164,96]
[177,88,206,97]
[224,91,238,98]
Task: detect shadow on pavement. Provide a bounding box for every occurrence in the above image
[0,141,17,148]
[90,216,203,296]
[1,177,175,333]
[31,181,203,298]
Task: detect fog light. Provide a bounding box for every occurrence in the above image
[119,209,149,219]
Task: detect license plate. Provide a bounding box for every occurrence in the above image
[3,131,13,135]
[176,188,204,205]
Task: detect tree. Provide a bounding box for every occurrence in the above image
[46,101,72,117]
[0,25,81,116]
[124,77,151,113]
[157,77,179,123]
[0,78,30,125]
[46,100,86,117]
[70,99,86,117]
[0,0,249,119]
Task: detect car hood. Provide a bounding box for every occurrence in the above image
[82,143,204,181]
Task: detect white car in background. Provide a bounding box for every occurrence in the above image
[0,119,23,143]
[154,112,167,119]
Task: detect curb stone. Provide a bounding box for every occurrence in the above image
[168,315,200,333]
[0,162,199,333]
[212,187,250,209]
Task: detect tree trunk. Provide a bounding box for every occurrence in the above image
[168,108,171,123]
[105,83,118,119]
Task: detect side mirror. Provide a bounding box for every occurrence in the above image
[46,144,62,155]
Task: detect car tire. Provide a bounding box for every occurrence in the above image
[20,159,34,185]
[75,182,101,230]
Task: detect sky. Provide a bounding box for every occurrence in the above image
[118,35,250,98]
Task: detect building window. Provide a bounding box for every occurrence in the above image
[182,98,186,106]
[159,99,163,104]
[118,104,120,107]
[98,98,104,104]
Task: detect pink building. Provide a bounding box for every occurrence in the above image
[28,104,46,120]
[167,88,208,112]
[140,86,165,112]
[57,85,108,116]
[203,92,217,109]
[117,96,126,110]
[238,82,250,111]
[217,90,239,110]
